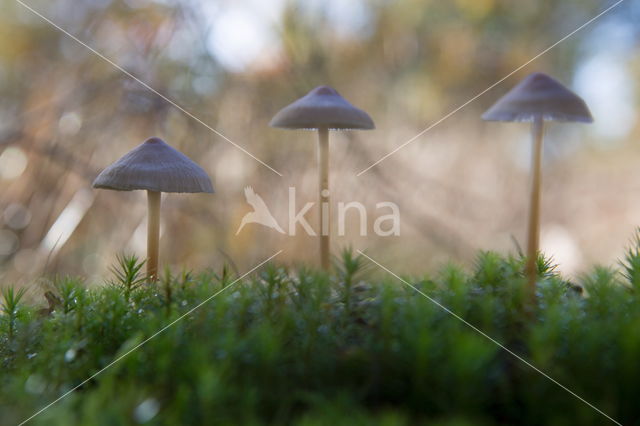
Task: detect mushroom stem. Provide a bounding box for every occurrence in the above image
[525,117,545,295]
[147,190,161,282]
[318,127,330,270]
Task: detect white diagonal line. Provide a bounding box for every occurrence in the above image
[357,0,624,176]
[15,0,283,177]
[18,250,283,426]
[356,249,622,426]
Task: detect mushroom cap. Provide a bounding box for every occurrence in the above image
[269,85,375,130]
[93,137,214,193]
[482,72,593,123]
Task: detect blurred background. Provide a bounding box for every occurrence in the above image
[0,0,638,285]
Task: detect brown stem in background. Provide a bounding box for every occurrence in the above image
[525,117,545,296]
[318,127,330,270]
[147,190,161,282]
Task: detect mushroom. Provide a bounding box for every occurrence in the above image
[482,72,592,294]
[93,137,213,281]
[270,86,374,270]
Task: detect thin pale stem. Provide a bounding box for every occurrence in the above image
[147,190,161,282]
[525,117,545,296]
[318,127,330,271]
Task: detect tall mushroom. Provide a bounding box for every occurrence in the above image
[482,72,592,294]
[270,86,374,270]
[93,137,213,281]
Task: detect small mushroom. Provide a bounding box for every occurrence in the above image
[270,86,374,270]
[93,137,213,281]
[482,72,592,294]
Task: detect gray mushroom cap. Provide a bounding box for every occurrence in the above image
[482,72,593,123]
[93,137,214,193]
[270,85,375,130]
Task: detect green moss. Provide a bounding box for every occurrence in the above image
[1,246,637,425]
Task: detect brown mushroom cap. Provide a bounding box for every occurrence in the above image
[482,72,593,123]
[270,85,375,130]
[93,137,214,193]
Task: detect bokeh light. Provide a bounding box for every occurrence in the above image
[0,147,28,180]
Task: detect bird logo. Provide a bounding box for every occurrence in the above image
[236,186,285,235]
